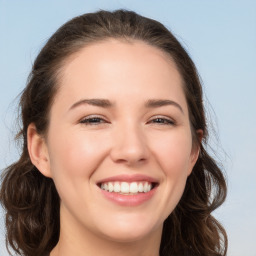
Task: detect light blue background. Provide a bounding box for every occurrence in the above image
[0,1,255,255]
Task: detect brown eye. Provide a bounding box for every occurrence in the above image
[80,116,107,125]
[149,117,175,125]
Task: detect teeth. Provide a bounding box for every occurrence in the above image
[101,183,109,190]
[114,182,120,192]
[100,181,154,194]
[138,182,143,192]
[108,182,114,192]
[130,182,139,193]
[121,182,129,193]
[143,183,148,193]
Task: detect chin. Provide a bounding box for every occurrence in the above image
[102,230,153,243]
[96,217,162,243]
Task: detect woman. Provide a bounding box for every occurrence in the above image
[0,10,227,256]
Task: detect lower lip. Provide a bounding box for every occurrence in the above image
[99,187,157,207]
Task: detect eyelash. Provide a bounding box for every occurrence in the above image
[79,116,108,125]
[79,116,175,126]
[148,117,175,125]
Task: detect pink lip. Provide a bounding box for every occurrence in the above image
[99,186,157,206]
[96,174,159,207]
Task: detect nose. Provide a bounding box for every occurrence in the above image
[110,123,149,166]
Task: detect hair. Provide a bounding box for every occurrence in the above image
[0,9,227,256]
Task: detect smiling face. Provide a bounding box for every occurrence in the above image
[28,39,200,249]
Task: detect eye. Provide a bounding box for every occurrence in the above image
[148,117,175,125]
[79,116,108,125]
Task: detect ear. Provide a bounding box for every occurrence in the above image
[27,123,52,178]
[188,129,203,176]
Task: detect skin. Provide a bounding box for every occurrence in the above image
[27,39,201,256]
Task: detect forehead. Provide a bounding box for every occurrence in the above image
[54,39,187,111]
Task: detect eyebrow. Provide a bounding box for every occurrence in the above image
[69,98,184,113]
[69,98,113,110]
[145,99,184,114]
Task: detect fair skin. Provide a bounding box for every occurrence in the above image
[27,39,201,256]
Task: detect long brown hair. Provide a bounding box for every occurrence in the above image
[0,10,227,256]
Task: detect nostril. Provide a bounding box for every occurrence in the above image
[109,134,149,165]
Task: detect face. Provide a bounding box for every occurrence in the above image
[29,39,200,244]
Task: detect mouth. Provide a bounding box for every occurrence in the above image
[97,181,158,195]
[96,175,159,206]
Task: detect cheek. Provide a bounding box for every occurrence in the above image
[47,129,109,179]
[46,129,111,211]
[151,129,193,176]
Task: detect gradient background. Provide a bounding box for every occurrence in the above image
[0,0,255,255]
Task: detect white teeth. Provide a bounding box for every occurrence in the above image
[100,181,154,194]
[108,182,114,192]
[138,182,143,192]
[102,183,108,190]
[114,182,120,192]
[120,182,129,193]
[129,182,139,193]
[143,182,148,193]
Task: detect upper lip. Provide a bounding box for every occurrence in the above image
[96,174,159,185]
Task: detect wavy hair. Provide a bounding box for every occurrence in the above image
[0,9,227,256]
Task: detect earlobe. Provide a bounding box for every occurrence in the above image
[27,123,52,178]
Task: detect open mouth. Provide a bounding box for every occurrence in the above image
[97,181,158,195]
